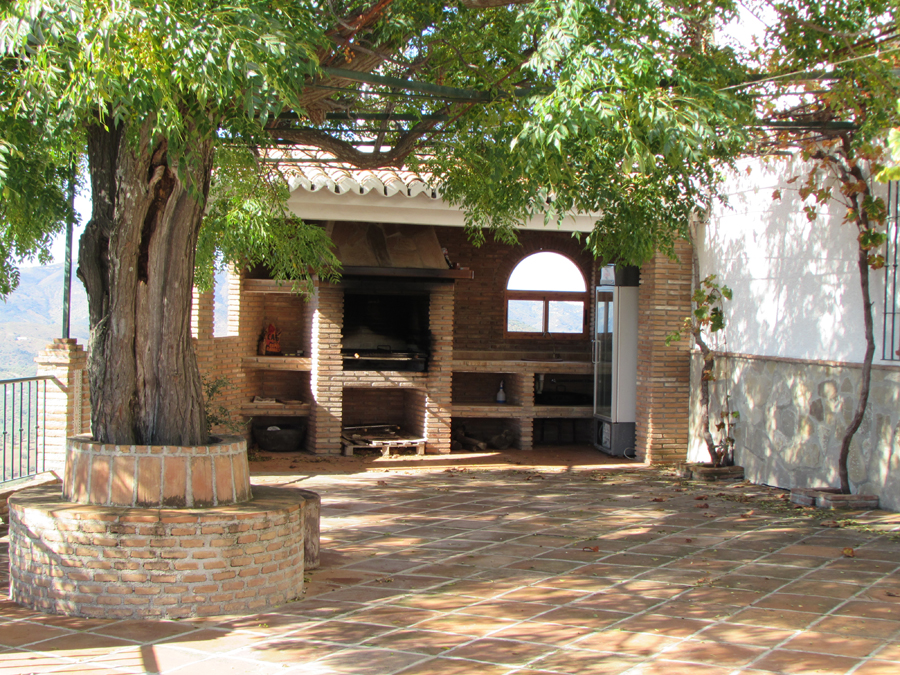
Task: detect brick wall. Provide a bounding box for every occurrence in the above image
[634,241,693,464]
[435,227,598,355]
[9,484,306,620]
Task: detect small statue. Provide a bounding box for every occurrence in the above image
[258,323,282,356]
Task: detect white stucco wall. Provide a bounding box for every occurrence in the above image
[699,156,891,365]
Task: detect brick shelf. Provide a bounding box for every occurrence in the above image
[241,402,311,417]
[452,359,592,375]
[452,404,527,418]
[530,405,594,418]
[243,356,311,371]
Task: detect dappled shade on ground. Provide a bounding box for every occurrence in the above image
[1,447,899,674]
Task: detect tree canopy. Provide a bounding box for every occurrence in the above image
[0,0,894,445]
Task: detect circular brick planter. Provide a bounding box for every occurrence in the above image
[63,434,251,507]
[8,484,307,619]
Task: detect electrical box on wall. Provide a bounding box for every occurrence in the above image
[593,266,639,457]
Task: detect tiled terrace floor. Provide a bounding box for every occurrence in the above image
[2,452,900,674]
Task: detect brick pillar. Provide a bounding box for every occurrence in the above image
[34,339,89,474]
[634,240,693,464]
[510,374,534,450]
[309,284,343,455]
[191,288,214,340]
[424,284,454,454]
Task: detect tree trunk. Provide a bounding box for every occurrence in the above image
[837,246,876,493]
[77,120,213,446]
[693,329,720,467]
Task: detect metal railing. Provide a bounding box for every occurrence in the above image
[1,376,52,484]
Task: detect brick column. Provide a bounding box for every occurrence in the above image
[511,374,534,450]
[424,284,454,454]
[308,284,343,455]
[191,288,214,340]
[34,339,89,474]
[634,240,693,464]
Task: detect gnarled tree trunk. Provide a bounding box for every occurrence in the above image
[77,119,212,446]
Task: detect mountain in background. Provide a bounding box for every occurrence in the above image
[0,264,89,379]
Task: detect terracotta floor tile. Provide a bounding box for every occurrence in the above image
[614,613,711,637]
[751,649,861,674]
[286,619,395,645]
[653,600,738,621]
[339,605,439,628]
[628,660,738,675]
[780,631,883,657]
[778,579,863,599]
[154,628,267,653]
[16,632,136,661]
[729,607,819,630]
[873,642,900,660]
[91,619,199,643]
[84,643,210,673]
[570,630,680,656]
[442,637,554,666]
[458,600,556,621]
[0,649,77,673]
[152,655,285,675]
[393,656,511,674]
[0,621,73,648]
[302,646,428,674]
[536,606,630,628]
[754,593,845,614]
[530,649,642,674]
[660,639,766,667]
[413,614,513,637]
[833,600,900,620]
[852,661,900,675]
[814,615,900,639]
[362,629,474,655]
[694,622,799,647]
[489,621,596,646]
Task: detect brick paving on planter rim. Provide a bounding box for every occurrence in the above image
[1,451,899,675]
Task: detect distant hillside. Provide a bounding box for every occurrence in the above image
[0,264,89,379]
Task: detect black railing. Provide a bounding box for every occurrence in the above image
[883,181,900,361]
[1,376,52,483]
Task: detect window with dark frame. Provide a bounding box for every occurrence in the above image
[884,181,900,361]
[505,252,588,338]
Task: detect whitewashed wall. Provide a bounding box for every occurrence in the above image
[689,157,900,511]
[698,157,889,364]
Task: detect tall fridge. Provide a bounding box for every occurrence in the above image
[593,266,639,456]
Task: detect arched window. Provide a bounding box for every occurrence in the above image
[506,252,587,337]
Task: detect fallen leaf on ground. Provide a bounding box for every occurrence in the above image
[842,547,856,558]
[695,495,708,501]
[739,511,753,518]
[583,546,600,553]
[696,503,709,509]
[685,538,693,543]
[651,497,666,502]
[819,520,841,528]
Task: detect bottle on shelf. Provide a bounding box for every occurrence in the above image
[496,379,507,404]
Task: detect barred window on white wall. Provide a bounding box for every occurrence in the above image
[884,181,900,361]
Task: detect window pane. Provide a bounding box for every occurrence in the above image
[508,300,544,332]
[507,252,586,291]
[548,300,584,333]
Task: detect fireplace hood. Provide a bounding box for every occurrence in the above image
[325,222,473,280]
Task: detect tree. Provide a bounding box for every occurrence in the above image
[0,0,754,447]
[666,274,737,467]
[752,0,899,493]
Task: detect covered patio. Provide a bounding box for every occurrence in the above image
[1,449,899,675]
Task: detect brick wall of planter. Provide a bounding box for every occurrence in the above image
[8,485,306,620]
